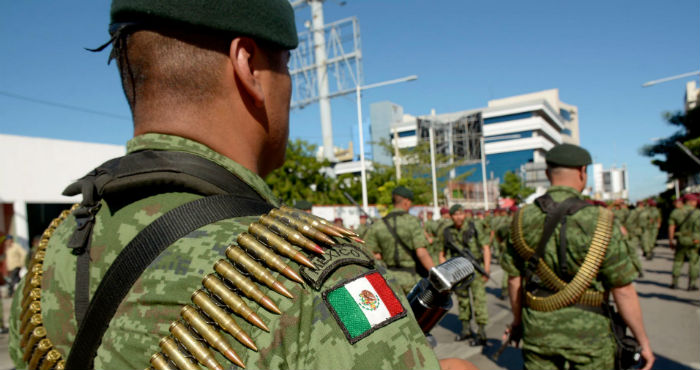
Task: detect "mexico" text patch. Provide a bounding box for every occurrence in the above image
[323,270,407,344]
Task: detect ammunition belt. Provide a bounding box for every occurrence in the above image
[145,205,361,370]
[19,204,79,370]
[511,206,613,311]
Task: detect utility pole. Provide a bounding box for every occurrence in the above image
[309,0,335,161]
[393,127,402,180]
[480,136,488,210]
[429,126,439,215]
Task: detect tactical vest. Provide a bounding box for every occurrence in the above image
[510,193,614,312]
[19,150,367,370]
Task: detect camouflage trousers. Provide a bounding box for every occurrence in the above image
[455,274,488,326]
[641,229,658,256]
[672,245,700,287]
[522,345,615,370]
[388,268,422,295]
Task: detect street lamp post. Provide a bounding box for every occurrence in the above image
[355,75,418,211]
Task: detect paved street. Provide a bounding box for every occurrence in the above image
[0,241,698,369]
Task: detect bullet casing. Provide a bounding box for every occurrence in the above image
[213,260,276,307]
[150,352,175,370]
[235,235,301,283]
[39,349,62,370]
[20,301,41,334]
[224,246,292,298]
[181,305,249,364]
[170,321,223,370]
[192,290,247,341]
[28,338,53,370]
[269,209,335,246]
[23,326,47,362]
[159,337,200,370]
[20,314,42,347]
[202,275,269,331]
[259,216,321,254]
[248,223,314,268]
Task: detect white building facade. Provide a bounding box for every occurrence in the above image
[0,134,125,247]
[592,163,629,201]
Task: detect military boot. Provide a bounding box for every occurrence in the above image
[455,325,474,342]
[470,325,487,347]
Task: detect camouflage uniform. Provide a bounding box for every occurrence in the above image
[364,210,430,294]
[493,214,512,294]
[669,205,700,289]
[9,134,439,370]
[355,222,370,240]
[502,186,639,369]
[441,217,490,334]
[642,206,661,259]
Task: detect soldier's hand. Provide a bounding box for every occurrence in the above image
[481,274,489,283]
[640,343,655,370]
[501,323,522,348]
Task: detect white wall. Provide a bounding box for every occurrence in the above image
[0,134,125,246]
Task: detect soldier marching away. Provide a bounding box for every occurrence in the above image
[501,143,653,370]
[7,2,472,369]
[668,193,700,290]
[439,205,491,346]
[364,186,435,294]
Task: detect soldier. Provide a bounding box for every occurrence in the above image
[355,214,371,240]
[642,199,662,260]
[8,2,457,369]
[364,186,435,294]
[439,205,491,345]
[501,143,653,370]
[626,200,645,258]
[668,193,700,290]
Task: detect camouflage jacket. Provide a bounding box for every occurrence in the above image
[502,186,638,358]
[669,205,700,247]
[364,210,429,269]
[440,218,490,262]
[10,134,439,370]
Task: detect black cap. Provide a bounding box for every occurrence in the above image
[110,0,299,50]
[392,186,414,201]
[545,143,592,167]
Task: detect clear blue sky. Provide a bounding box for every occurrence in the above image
[1,1,698,201]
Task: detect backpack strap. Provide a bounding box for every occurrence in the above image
[65,194,273,370]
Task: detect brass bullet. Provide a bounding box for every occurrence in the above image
[159,336,200,370]
[248,223,315,269]
[180,305,247,367]
[55,360,66,370]
[202,275,269,332]
[22,274,42,308]
[23,326,47,363]
[259,215,323,255]
[234,235,303,284]
[23,270,42,298]
[40,349,62,370]
[225,246,294,299]
[280,208,344,238]
[150,352,176,370]
[20,301,41,335]
[28,338,52,370]
[213,260,282,314]
[20,314,42,347]
[191,290,258,352]
[170,321,224,370]
[21,289,41,317]
[269,209,336,246]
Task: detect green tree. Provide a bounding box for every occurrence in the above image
[264,139,346,205]
[499,171,534,202]
[640,106,700,178]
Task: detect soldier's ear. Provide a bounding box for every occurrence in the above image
[229,37,265,107]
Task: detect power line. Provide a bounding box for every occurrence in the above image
[0,90,130,120]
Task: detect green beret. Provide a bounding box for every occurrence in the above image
[545,143,592,167]
[449,204,463,215]
[392,186,414,201]
[293,199,313,211]
[110,0,299,50]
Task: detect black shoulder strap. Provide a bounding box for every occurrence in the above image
[677,208,696,229]
[66,150,268,327]
[528,194,590,280]
[381,213,411,266]
[66,194,273,370]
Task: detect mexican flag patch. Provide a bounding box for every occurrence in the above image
[323,270,407,344]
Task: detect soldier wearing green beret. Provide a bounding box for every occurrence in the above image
[668,194,700,290]
[364,186,435,294]
[9,2,453,369]
[439,205,491,345]
[500,143,654,370]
